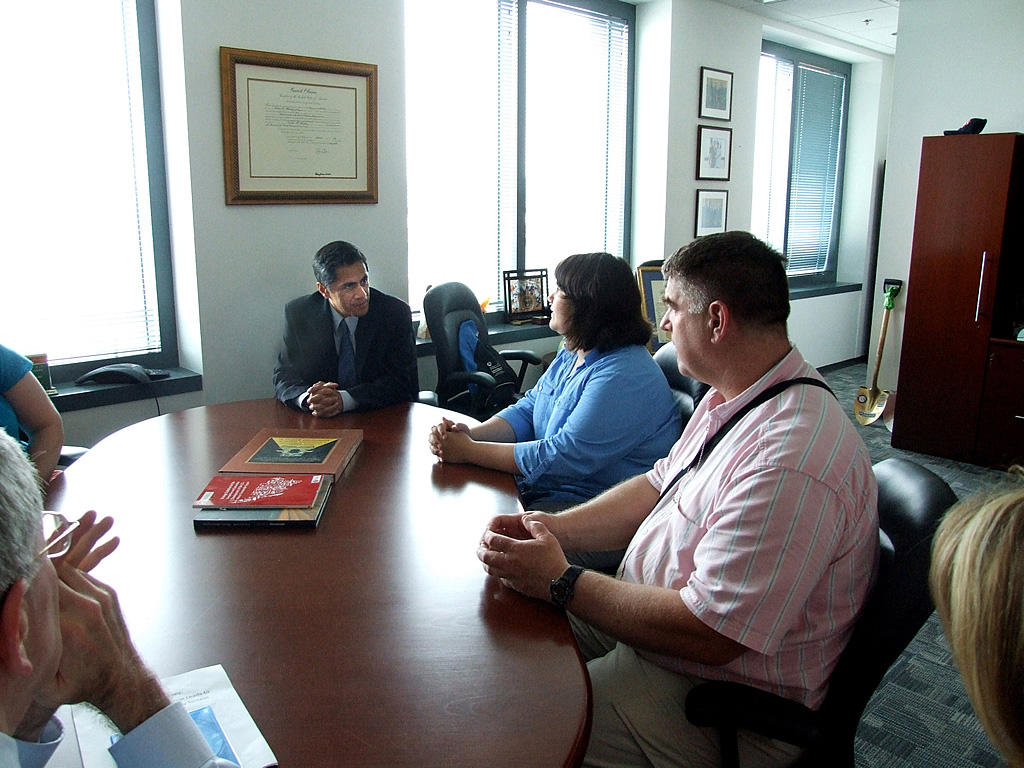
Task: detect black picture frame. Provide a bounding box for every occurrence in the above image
[699,66,733,121]
[502,269,549,323]
[695,189,729,237]
[696,125,732,181]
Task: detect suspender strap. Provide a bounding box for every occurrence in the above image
[656,377,834,504]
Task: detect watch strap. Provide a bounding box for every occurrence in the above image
[550,564,585,608]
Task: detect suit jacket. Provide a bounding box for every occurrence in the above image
[273,287,418,412]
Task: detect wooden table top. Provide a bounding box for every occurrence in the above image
[45,400,590,767]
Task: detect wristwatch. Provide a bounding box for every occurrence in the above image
[550,565,585,608]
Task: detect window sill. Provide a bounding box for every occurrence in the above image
[415,313,558,357]
[789,281,861,301]
[52,368,202,413]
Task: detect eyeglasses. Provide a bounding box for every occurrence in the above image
[40,512,79,559]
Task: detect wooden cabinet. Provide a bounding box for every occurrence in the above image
[892,133,1024,466]
[977,340,1024,467]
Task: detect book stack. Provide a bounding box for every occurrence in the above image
[193,428,362,530]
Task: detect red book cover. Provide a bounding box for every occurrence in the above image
[193,473,327,509]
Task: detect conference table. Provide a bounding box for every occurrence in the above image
[44,399,591,767]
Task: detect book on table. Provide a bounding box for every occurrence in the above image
[219,428,362,481]
[193,473,333,530]
[193,473,328,509]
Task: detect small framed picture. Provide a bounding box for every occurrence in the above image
[696,125,732,181]
[502,269,549,323]
[637,265,671,352]
[699,67,733,121]
[695,190,729,237]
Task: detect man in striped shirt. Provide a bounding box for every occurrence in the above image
[477,231,879,768]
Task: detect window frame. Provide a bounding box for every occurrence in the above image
[758,40,851,289]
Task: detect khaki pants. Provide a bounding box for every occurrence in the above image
[570,616,803,768]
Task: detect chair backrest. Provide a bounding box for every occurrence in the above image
[652,343,710,424]
[804,457,957,763]
[423,282,487,385]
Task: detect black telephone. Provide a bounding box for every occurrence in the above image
[75,363,170,385]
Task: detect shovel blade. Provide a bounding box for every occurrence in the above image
[855,386,889,425]
[881,390,897,432]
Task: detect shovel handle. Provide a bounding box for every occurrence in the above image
[870,306,891,391]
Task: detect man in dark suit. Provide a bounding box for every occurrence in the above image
[274,241,418,415]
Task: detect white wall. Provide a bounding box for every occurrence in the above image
[873,0,1024,388]
[635,0,890,367]
[168,0,410,407]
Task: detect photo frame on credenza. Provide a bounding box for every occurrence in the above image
[695,189,728,237]
[699,67,733,121]
[696,125,732,181]
[502,269,549,323]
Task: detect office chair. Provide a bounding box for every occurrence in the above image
[684,457,957,768]
[423,282,542,420]
[652,343,710,426]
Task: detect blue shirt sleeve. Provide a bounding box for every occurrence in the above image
[0,343,33,443]
[0,717,62,768]
[493,353,560,441]
[108,703,239,768]
[511,346,681,493]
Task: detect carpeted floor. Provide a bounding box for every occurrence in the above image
[820,358,1007,767]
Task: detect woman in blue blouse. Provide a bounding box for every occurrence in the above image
[428,252,682,510]
[0,343,65,483]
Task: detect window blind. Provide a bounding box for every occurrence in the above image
[1,0,163,366]
[786,64,846,275]
[752,42,849,282]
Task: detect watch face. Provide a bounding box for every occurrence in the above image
[550,566,582,608]
[551,580,571,606]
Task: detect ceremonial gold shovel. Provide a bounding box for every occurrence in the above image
[855,282,901,426]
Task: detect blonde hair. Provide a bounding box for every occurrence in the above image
[930,469,1024,767]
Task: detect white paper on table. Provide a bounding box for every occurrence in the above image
[72,664,276,768]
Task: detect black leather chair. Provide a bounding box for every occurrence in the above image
[684,457,958,768]
[423,282,542,420]
[652,343,710,426]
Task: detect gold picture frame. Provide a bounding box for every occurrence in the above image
[220,47,378,205]
[637,265,671,352]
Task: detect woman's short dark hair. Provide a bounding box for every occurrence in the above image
[555,252,652,352]
[313,241,368,288]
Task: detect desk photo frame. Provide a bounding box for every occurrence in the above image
[637,265,671,352]
[221,47,378,205]
[503,269,549,323]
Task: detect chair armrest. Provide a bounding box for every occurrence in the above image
[499,349,543,366]
[437,371,498,401]
[498,349,543,392]
[685,681,819,747]
[417,391,440,407]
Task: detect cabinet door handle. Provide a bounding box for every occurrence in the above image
[975,251,988,323]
